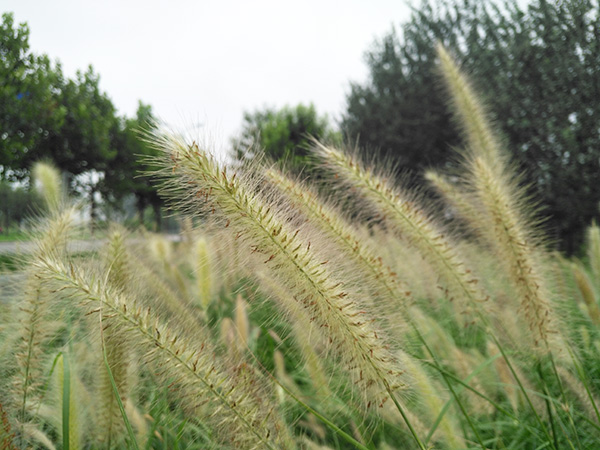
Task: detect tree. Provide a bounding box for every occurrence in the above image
[1,13,163,226]
[101,102,164,228]
[0,12,65,179]
[36,66,118,177]
[0,179,41,232]
[1,14,116,188]
[343,28,459,175]
[41,66,121,224]
[232,103,339,174]
[343,0,600,252]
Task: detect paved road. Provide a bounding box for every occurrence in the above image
[0,239,107,304]
[0,235,181,303]
[0,234,181,255]
[0,239,107,254]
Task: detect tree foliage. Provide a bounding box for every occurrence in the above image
[0,12,163,226]
[1,13,118,180]
[39,67,118,177]
[0,179,41,231]
[232,103,339,174]
[0,13,65,178]
[343,0,600,252]
[101,102,163,225]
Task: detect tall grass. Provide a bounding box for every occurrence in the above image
[0,46,599,449]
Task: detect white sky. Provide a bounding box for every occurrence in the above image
[3,0,411,151]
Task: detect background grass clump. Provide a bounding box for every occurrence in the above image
[0,46,599,450]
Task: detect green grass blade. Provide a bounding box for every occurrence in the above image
[270,372,370,450]
[425,352,502,444]
[385,386,428,450]
[34,351,63,417]
[102,340,140,450]
[570,350,600,424]
[62,353,70,450]
[409,322,486,449]
[420,358,517,421]
[490,335,556,449]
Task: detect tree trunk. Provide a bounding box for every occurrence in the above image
[153,202,162,232]
[89,185,97,235]
[136,197,147,227]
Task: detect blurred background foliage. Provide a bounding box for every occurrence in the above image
[2,0,600,253]
[0,12,163,231]
[342,0,600,253]
[231,103,340,174]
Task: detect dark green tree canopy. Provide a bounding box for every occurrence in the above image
[343,27,459,172]
[1,13,117,180]
[36,66,118,177]
[232,103,339,174]
[1,13,163,225]
[0,12,65,178]
[101,102,163,221]
[343,0,600,252]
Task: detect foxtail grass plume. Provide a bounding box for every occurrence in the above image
[0,402,16,450]
[437,44,559,353]
[265,166,412,318]
[313,142,489,324]
[571,262,600,326]
[152,132,409,418]
[18,424,55,450]
[194,237,214,309]
[400,352,465,449]
[98,227,131,446]
[131,253,205,330]
[11,209,75,445]
[424,170,479,229]
[255,271,331,397]
[587,222,600,292]
[32,161,64,213]
[235,294,249,349]
[35,253,291,450]
[435,43,501,164]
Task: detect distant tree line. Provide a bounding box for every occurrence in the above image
[4,0,598,251]
[237,0,600,254]
[231,103,339,175]
[0,12,163,229]
[342,0,600,254]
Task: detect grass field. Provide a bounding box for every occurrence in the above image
[0,230,30,242]
[0,45,599,450]
[0,253,20,271]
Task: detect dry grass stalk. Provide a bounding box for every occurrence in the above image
[313,141,489,326]
[153,133,408,414]
[437,44,561,353]
[35,253,291,450]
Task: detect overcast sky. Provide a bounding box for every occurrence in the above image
[4,0,411,151]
